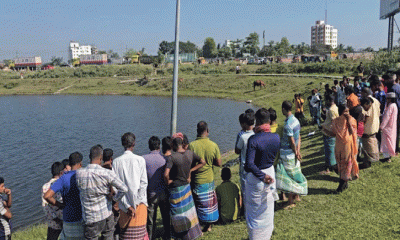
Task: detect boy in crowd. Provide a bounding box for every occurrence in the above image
[216,168,241,224]
[269,108,278,133]
[0,177,12,240]
[61,159,71,173]
[235,109,255,148]
[42,162,64,240]
[44,152,84,239]
[235,111,255,196]
[162,136,173,157]
[102,148,114,170]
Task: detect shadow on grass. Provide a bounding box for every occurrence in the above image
[307,187,334,195]
[307,174,340,182]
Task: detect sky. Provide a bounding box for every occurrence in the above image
[0,0,395,62]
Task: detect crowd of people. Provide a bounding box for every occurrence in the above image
[1,69,399,240]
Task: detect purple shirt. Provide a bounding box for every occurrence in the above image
[143,150,167,198]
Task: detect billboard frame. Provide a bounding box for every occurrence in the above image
[380,0,400,19]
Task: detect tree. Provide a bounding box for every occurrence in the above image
[362,47,374,52]
[218,47,232,58]
[243,32,260,56]
[276,37,290,55]
[107,50,120,59]
[202,37,217,58]
[51,56,63,66]
[231,39,243,57]
[159,41,174,54]
[124,49,138,58]
[3,59,13,67]
[336,44,346,53]
[311,43,330,54]
[345,46,354,53]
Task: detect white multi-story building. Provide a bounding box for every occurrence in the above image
[311,20,338,49]
[69,41,96,60]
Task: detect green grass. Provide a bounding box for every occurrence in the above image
[10,67,400,239]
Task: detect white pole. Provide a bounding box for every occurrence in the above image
[170,0,181,135]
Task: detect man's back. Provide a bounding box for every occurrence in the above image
[189,137,221,185]
[113,150,148,210]
[50,171,82,223]
[142,150,166,197]
[76,164,125,224]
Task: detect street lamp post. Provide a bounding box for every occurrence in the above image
[170,0,181,135]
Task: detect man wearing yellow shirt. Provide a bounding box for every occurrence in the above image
[321,95,339,174]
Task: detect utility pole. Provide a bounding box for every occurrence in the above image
[170,0,181,135]
[263,30,265,56]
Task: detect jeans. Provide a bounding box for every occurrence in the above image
[147,190,171,240]
[323,135,336,169]
[83,214,114,240]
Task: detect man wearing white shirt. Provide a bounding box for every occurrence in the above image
[113,132,148,240]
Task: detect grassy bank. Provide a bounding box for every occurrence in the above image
[8,66,400,239]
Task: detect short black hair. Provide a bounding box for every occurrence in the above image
[61,159,70,168]
[338,104,347,116]
[255,108,270,124]
[334,80,338,85]
[243,112,255,126]
[121,132,136,149]
[148,136,161,151]
[0,177,4,184]
[162,136,173,154]
[103,148,113,162]
[268,108,277,122]
[51,162,64,177]
[221,167,231,181]
[344,86,354,95]
[197,121,208,136]
[172,137,183,151]
[360,97,373,106]
[282,101,292,111]
[369,75,380,82]
[182,134,189,146]
[69,152,83,166]
[239,113,245,124]
[370,80,381,88]
[326,94,334,103]
[382,74,394,80]
[245,108,254,114]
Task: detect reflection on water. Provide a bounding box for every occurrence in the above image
[0,95,254,230]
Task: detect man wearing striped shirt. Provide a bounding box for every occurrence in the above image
[76,145,128,239]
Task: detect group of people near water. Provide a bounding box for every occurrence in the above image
[1,69,399,240]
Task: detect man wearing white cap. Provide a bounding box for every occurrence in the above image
[380,92,398,162]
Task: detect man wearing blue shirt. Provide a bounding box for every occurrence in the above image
[44,152,84,240]
[244,108,280,240]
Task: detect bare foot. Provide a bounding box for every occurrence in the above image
[319,169,331,175]
[295,195,301,202]
[283,203,296,210]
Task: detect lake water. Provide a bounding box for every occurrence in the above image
[0,95,254,230]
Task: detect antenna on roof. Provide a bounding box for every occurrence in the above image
[325,0,328,24]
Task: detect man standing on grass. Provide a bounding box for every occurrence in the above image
[113,132,148,240]
[44,152,84,240]
[76,145,128,239]
[360,88,381,169]
[244,108,280,240]
[276,101,308,208]
[143,136,171,240]
[189,121,221,232]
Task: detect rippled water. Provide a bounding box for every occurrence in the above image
[0,95,254,230]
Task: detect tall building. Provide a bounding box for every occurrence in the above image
[311,20,338,49]
[69,41,96,60]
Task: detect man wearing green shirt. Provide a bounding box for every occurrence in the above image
[189,121,222,232]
